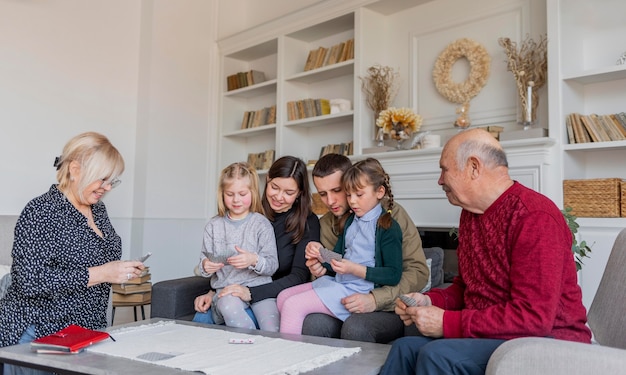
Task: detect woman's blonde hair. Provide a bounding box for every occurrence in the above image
[217,162,263,217]
[56,132,124,201]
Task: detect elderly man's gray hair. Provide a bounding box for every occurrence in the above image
[456,140,508,170]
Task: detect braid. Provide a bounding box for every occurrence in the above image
[344,158,395,230]
[378,173,393,229]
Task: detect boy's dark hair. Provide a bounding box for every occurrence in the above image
[312,153,352,178]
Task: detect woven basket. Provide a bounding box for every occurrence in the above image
[622,181,626,217]
[563,178,622,218]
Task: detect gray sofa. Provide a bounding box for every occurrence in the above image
[0,216,18,299]
[151,247,448,321]
[486,227,626,374]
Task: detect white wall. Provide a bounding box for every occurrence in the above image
[0,0,218,282]
[0,0,142,216]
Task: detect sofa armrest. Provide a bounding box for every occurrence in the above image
[150,276,211,321]
[486,337,626,375]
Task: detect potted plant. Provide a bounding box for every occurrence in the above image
[561,207,592,271]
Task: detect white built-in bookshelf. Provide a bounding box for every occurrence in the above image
[547,0,626,308]
[218,13,357,173]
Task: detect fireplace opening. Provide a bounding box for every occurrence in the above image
[419,228,459,283]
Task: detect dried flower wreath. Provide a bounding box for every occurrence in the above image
[432,38,491,105]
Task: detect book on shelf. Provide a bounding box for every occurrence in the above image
[338,38,354,62]
[303,38,354,72]
[477,126,504,140]
[609,114,626,138]
[112,291,152,304]
[240,105,277,129]
[313,47,328,70]
[565,115,576,144]
[112,282,152,295]
[31,324,111,354]
[598,114,625,141]
[324,42,345,66]
[247,149,275,170]
[226,70,266,91]
[319,141,353,158]
[578,114,603,142]
[567,112,626,143]
[285,98,331,121]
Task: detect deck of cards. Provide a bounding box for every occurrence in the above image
[399,294,418,307]
[208,250,237,264]
[318,247,343,263]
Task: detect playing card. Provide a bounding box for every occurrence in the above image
[399,294,418,307]
[318,247,343,263]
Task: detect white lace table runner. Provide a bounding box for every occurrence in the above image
[87,321,361,375]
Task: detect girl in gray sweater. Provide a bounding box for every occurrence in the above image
[198,162,279,331]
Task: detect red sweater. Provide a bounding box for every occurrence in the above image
[427,182,591,343]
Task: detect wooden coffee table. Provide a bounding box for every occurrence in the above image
[0,318,390,374]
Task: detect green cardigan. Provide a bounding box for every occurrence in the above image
[327,206,403,287]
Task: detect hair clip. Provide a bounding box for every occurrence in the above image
[53,156,62,170]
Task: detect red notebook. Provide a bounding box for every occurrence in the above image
[30,324,112,354]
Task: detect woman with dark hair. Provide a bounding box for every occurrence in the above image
[193,156,320,328]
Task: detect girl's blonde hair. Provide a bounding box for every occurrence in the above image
[56,132,124,201]
[342,157,394,229]
[217,162,263,216]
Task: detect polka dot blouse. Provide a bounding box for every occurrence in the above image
[0,184,122,347]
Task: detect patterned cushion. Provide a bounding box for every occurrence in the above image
[419,258,432,292]
[423,247,444,288]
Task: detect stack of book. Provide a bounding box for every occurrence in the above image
[241,105,277,129]
[112,268,151,305]
[247,149,275,171]
[226,70,266,91]
[477,126,504,140]
[303,38,354,71]
[566,112,626,144]
[319,142,353,158]
[286,98,330,121]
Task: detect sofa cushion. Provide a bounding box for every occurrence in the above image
[0,272,11,299]
[419,258,432,292]
[423,247,444,288]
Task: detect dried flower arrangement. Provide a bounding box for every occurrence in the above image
[360,65,400,137]
[376,107,423,141]
[498,34,548,125]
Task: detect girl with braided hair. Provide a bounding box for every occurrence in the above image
[277,158,403,334]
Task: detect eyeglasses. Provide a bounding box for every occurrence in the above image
[100,178,122,189]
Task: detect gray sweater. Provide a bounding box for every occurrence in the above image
[199,212,278,290]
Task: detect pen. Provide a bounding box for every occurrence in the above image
[109,335,116,342]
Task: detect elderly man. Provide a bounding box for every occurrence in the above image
[380,128,591,374]
[302,153,429,343]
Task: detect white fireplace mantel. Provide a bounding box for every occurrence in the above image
[353,137,558,228]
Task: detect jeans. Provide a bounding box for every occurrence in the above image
[380,335,506,375]
[192,307,259,328]
[301,311,405,343]
[4,326,54,375]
